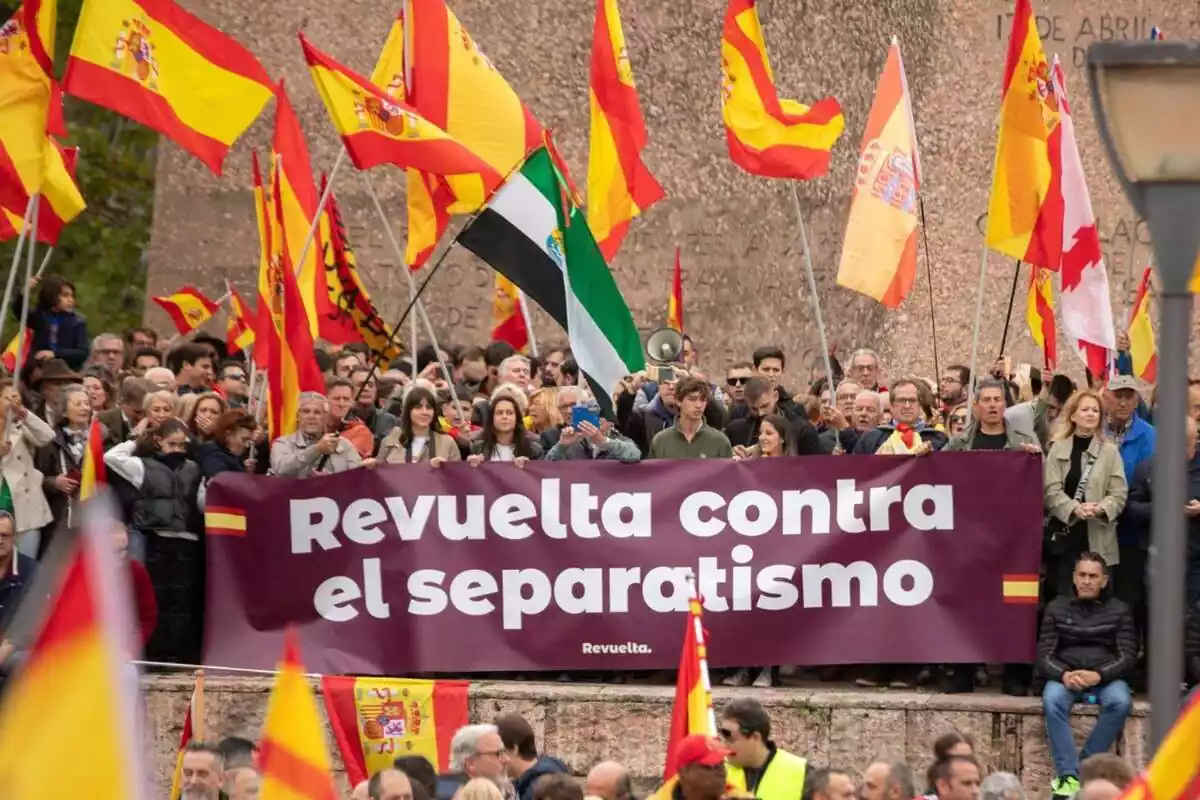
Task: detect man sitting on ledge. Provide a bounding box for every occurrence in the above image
[1036,551,1136,800]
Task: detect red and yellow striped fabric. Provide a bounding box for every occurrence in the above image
[153,284,220,335]
[0,328,31,374]
[1026,266,1057,371]
[79,416,106,501]
[321,676,469,788]
[586,0,664,262]
[259,631,337,800]
[1128,266,1157,382]
[491,274,529,354]
[250,150,275,373]
[168,677,205,800]
[663,596,716,781]
[667,247,683,332]
[720,0,844,180]
[1120,690,1200,800]
[63,0,273,176]
[986,0,1063,269]
[226,286,255,355]
[204,505,246,537]
[0,0,60,206]
[0,141,85,246]
[836,39,921,309]
[1002,574,1039,605]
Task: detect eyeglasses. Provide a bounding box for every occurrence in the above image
[892,397,919,406]
[224,373,247,381]
[475,750,507,759]
[950,415,967,425]
[939,377,962,385]
[726,377,748,386]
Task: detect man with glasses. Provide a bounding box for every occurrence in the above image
[89,333,125,375]
[215,360,250,409]
[445,724,511,799]
[938,365,970,416]
[724,362,754,410]
[848,348,884,392]
[852,378,947,456]
[718,698,807,800]
[725,376,822,455]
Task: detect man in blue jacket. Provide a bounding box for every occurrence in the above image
[1104,375,1155,617]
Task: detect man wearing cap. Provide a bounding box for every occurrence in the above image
[718,699,806,800]
[648,735,733,800]
[27,358,81,424]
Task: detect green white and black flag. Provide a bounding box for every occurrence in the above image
[458,148,645,413]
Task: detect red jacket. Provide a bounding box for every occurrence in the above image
[129,559,157,649]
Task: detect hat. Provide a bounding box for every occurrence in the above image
[1107,374,1138,392]
[673,735,731,769]
[34,358,81,387]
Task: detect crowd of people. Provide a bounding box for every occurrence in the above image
[0,274,1198,798]
[171,700,1145,800]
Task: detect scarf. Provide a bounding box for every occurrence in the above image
[895,422,916,449]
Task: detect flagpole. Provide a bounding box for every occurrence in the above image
[0,197,36,337]
[965,240,989,426]
[787,183,836,399]
[1121,227,1139,327]
[193,669,206,740]
[288,148,347,281]
[13,198,39,400]
[357,171,464,413]
[997,259,1024,355]
[518,290,538,357]
[916,198,940,380]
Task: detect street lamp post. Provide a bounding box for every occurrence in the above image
[1087,40,1200,750]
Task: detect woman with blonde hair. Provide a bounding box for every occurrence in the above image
[174,391,228,444]
[454,779,503,800]
[527,387,562,435]
[1044,389,1127,598]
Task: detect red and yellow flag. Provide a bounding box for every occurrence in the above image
[491,274,530,354]
[251,150,276,372]
[1120,691,1200,800]
[1026,266,1057,371]
[586,0,664,262]
[985,0,1063,269]
[168,673,206,800]
[1,328,31,374]
[720,0,844,180]
[153,285,220,335]
[0,142,85,246]
[398,0,544,267]
[62,0,273,176]
[667,247,683,332]
[259,631,336,800]
[836,38,921,309]
[226,286,256,356]
[1128,266,1157,382]
[79,415,106,501]
[0,495,146,796]
[663,595,716,781]
[321,676,469,788]
[0,0,61,205]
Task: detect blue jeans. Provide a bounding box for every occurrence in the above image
[126,529,147,564]
[1042,679,1133,777]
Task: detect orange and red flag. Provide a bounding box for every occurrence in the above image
[836,38,921,309]
[0,142,84,247]
[0,328,31,375]
[1128,266,1157,382]
[225,285,256,356]
[167,674,205,800]
[321,676,468,788]
[1119,690,1200,800]
[63,0,273,176]
[667,247,683,332]
[720,0,844,180]
[986,0,1063,269]
[1025,266,1057,371]
[259,631,336,800]
[153,285,220,335]
[663,594,716,781]
[491,274,530,354]
[250,150,276,372]
[79,415,106,501]
[586,0,664,262]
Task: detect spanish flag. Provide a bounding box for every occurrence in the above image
[399,0,543,268]
[720,0,844,180]
[0,328,32,374]
[259,630,337,800]
[251,150,276,372]
[62,0,274,176]
[79,415,106,501]
[204,505,246,537]
[1128,266,1157,382]
[0,0,61,205]
[321,676,469,788]
[301,35,501,193]
[1002,573,1039,605]
[491,274,530,354]
[168,673,205,800]
[153,285,220,335]
[985,0,1063,270]
[0,496,147,797]
[586,0,664,262]
[226,285,256,355]
[1120,690,1200,800]
[663,594,716,781]
[1026,266,1057,371]
[667,247,683,332]
[836,38,921,309]
[0,142,85,246]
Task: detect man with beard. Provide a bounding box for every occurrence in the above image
[725,377,822,455]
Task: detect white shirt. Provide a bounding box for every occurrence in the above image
[490,443,516,462]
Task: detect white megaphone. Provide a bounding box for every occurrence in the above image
[645,327,684,365]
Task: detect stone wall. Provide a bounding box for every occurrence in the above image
[145,0,1200,385]
[143,676,1149,798]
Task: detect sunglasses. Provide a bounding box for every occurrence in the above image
[727,377,749,386]
[950,415,967,425]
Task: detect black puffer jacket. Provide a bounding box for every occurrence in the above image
[1187,599,1200,687]
[1036,593,1138,683]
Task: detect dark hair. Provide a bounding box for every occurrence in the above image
[752,346,786,369]
[926,732,975,791]
[314,349,335,373]
[932,756,979,789]
[874,762,915,799]
[481,395,535,460]
[802,768,851,800]
[495,712,538,760]
[1076,550,1108,570]
[217,359,246,381]
[974,378,1007,399]
[721,698,771,741]
[743,376,774,406]
[130,346,162,367]
[560,358,579,383]
[36,275,75,312]
[134,417,190,457]
[1029,366,1044,397]
[183,739,224,765]
[211,409,257,449]
[758,414,796,456]
[393,755,438,799]
[674,376,709,403]
[124,326,158,346]
[1079,753,1136,790]
[116,376,151,407]
[727,361,754,373]
[532,774,583,800]
[216,736,257,771]
[416,344,441,374]
[889,377,920,398]
[342,342,369,356]
[946,364,971,388]
[809,376,829,399]
[454,346,486,367]
[400,386,446,447]
[81,364,116,405]
[485,341,515,368]
[167,343,211,373]
[325,376,353,395]
[1048,374,1076,405]
[546,346,571,361]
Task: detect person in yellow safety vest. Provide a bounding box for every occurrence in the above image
[719,699,809,800]
[647,735,733,800]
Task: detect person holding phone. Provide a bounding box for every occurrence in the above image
[546,401,641,463]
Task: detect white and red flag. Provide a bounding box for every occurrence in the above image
[1052,56,1116,376]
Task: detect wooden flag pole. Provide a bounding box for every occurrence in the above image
[0,196,36,336]
[997,259,1024,356]
[518,290,539,358]
[965,239,990,426]
[288,148,346,283]
[12,198,39,400]
[194,669,206,740]
[787,183,836,400]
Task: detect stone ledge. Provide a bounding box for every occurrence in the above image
[140,675,1149,799]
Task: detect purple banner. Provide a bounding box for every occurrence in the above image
[204,453,1043,675]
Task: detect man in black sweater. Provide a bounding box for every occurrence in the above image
[1037,552,1137,800]
[724,376,823,455]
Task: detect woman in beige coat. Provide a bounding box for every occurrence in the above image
[377,385,462,466]
[0,380,55,557]
[1044,389,1127,598]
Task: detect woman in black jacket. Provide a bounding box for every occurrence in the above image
[34,383,98,554]
[194,409,259,481]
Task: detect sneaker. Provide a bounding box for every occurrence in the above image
[752,668,773,688]
[723,668,751,687]
[1050,775,1080,799]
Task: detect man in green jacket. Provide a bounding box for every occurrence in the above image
[720,698,808,800]
[649,377,733,460]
